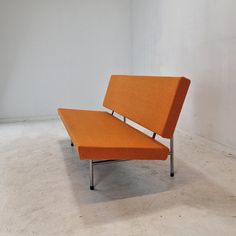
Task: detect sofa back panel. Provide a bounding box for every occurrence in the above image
[103,75,190,138]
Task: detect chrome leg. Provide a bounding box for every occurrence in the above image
[170,136,174,177]
[89,160,94,190]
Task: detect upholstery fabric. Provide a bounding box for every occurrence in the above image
[58,109,169,160]
[103,75,190,138]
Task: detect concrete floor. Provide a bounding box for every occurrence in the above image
[0,119,235,236]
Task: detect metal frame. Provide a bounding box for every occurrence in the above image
[87,111,175,190]
[169,136,174,177]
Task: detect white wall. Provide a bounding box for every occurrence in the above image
[0,0,131,119]
[131,0,236,149]
[1,0,236,149]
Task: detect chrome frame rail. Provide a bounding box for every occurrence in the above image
[169,136,174,177]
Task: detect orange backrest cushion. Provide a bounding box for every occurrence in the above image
[103,75,190,138]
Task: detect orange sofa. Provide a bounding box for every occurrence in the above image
[58,75,190,190]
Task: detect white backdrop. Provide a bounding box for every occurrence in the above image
[131,0,236,149]
[1,0,236,149]
[0,0,131,119]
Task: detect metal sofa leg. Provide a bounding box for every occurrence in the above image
[170,136,174,177]
[89,136,174,190]
[90,160,94,190]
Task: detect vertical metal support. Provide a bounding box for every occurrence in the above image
[152,133,156,139]
[123,116,126,123]
[111,111,114,115]
[170,136,174,177]
[89,160,94,190]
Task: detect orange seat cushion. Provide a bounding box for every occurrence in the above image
[58,108,169,160]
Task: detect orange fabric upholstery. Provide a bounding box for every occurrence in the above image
[58,75,190,161]
[103,75,190,138]
[58,109,169,160]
